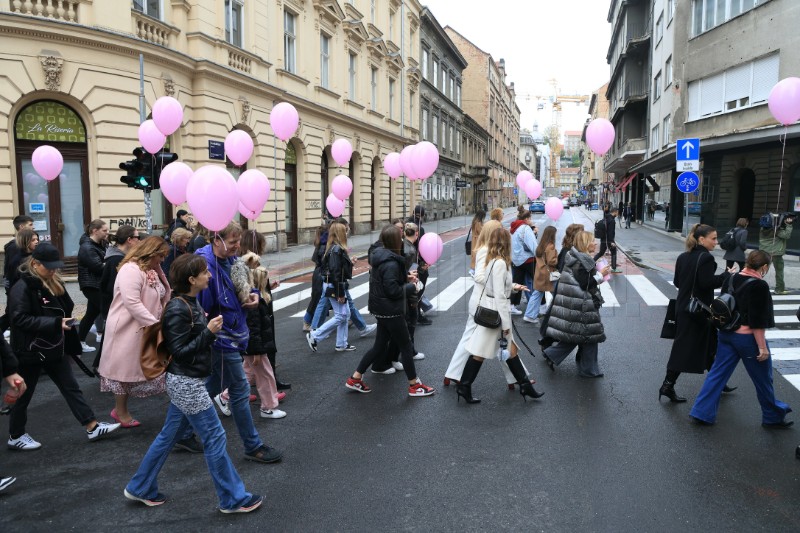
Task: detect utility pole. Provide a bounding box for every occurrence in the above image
[139,53,152,234]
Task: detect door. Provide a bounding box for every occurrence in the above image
[348,158,355,232]
[284,143,298,244]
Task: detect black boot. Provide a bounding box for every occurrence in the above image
[506,356,544,401]
[659,378,686,403]
[456,357,483,404]
[268,353,291,390]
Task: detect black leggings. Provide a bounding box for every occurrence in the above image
[511,261,534,306]
[357,316,417,381]
[78,288,103,342]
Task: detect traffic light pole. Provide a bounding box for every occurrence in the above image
[139,53,153,234]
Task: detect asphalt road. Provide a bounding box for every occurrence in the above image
[2,207,800,531]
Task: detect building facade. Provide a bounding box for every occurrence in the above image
[518,129,540,204]
[0,0,423,268]
[460,113,489,213]
[445,26,520,210]
[418,6,466,220]
[582,82,610,205]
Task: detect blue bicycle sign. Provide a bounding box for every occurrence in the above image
[676,171,699,194]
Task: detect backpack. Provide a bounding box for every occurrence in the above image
[759,213,774,229]
[594,218,606,239]
[719,228,737,251]
[708,276,756,332]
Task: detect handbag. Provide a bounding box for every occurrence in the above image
[686,255,711,320]
[140,297,193,380]
[464,228,472,256]
[661,299,677,339]
[474,262,502,329]
[549,271,561,282]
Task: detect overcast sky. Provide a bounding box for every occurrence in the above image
[422,0,611,135]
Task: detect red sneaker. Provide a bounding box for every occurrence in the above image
[345,377,372,393]
[248,394,257,403]
[408,379,435,397]
[277,392,287,402]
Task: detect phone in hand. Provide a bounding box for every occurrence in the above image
[410,263,419,273]
[65,318,77,328]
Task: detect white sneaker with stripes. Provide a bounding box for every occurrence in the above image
[87,422,121,442]
[8,433,41,451]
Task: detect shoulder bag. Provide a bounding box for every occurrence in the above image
[140,296,193,380]
[660,299,677,339]
[474,261,502,329]
[464,228,472,256]
[686,255,712,319]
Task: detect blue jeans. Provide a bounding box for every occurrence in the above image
[311,287,365,330]
[126,402,251,510]
[524,288,543,319]
[311,285,351,348]
[691,332,791,424]
[205,349,263,454]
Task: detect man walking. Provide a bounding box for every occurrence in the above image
[623,203,633,229]
[594,208,622,273]
[759,213,794,294]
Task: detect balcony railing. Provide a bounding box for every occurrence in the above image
[624,80,648,101]
[132,11,179,47]
[9,0,84,23]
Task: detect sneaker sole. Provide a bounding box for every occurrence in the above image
[0,477,16,492]
[370,368,396,374]
[7,442,41,451]
[243,453,282,464]
[220,496,264,514]
[260,411,287,419]
[124,489,166,506]
[409,389,435,397]
[306,333,317,352]
[345,383,372,393]
[88,426,120,442]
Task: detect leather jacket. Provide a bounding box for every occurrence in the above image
[321,244,352,298]
[164,295,216,378]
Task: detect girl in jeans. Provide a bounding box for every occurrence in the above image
[306,222,355,352]
[125,254,262,513]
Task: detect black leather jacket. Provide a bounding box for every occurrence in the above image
[164,295,216,378]
[77,238,106,291]
[321,244,352,298]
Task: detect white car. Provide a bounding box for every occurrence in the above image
[561,198,570,209]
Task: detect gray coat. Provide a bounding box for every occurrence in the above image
[722,227,747,263]
[544,248,606,345]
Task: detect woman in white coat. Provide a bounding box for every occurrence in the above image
[444,221,532,389]
[457,227,544,404]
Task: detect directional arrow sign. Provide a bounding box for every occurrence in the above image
[676,137,700,172]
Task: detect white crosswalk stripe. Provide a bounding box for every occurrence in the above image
[626,275,671,306]
[598,282,620,307]
[429,277,473,311]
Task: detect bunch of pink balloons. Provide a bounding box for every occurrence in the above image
[544,197,564,221]
[270,102,300,142]
[187,165,239,231]
[419,232,444,264]
[387,141,440,181]
[585,118,615,156]
[768,77,800,126]
[31,145,63,181]
[516,170,542,200]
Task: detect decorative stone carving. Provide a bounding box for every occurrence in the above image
[163,78,175,97]
[354,133,361,153]
[327,125,334,145]
[40,55,63,92]
[240,98,251,125]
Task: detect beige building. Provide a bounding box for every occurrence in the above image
[582,82,610,204]
[0,0,423,269]
[444,26,520,210]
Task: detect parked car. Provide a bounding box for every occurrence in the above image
[590,202,600,210]
[562,198,570,209]
[569,198,579,207]
[529,201,545,213]
[688,202,701,215]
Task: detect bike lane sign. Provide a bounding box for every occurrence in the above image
[676,171,700,194]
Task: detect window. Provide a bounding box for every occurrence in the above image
[653,71,662,101]
[370,67,378,112]
[133,0,160,18]
[456,131,461,156]
[388,78,395,120]
[422,108,429,140]
[225,0,243,48]
[441,65,446,91]
[348,52,357,98]
[449,125,454,152]
[668,0,675,21]
[389,11,395,42]
[456,84,461,106]
[320,34,330,89]
[450,77,455,101]
[665,56,673,88]
[687,53,778,120]
[655,12,664,44]
[432,59,438,88]
[422,49,429,80]
[651,125,660,152]
[432,114,438,145]
[409,91,414,128]
[663,115,671,146]
[284,10,297,74]
[692,0,764,37]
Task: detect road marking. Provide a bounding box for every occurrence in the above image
[271,282,300,294]
[598,282,620,307]
[781,374,800,390]
[774,304,800,311]
[273,287,314,312]
[774,315,800,324]
[357,278,438,315]
[770,348,799,361]
[766,330,800,340]
[429,277,473,311]
[626,275,670,306]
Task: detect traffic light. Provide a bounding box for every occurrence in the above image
[119,147,149,190]
[152,150,178,190]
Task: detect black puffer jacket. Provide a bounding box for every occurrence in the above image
[367,247,415,317]
[321,244,352,298]
[164,295,216,378]
[77,238,106,291]
[8,273,81,364]
[0,335,18,377]
[100,246,125,316]
[245,296,276,356]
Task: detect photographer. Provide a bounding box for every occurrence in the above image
[758,213,794,294]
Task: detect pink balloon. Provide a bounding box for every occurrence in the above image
[152,96,183,136]
[544,197,564,221]
[585,118,615,156]
[31,145,63,181]
[524,179,542,200]
[138,120,166,154]
[411,141,440,180]
[331,174,353,201]
[186,165,238,232]
[238,201,259,221]
[159,162,193,205]
[225,130,254,166]
[237,169,271,213]
[383,152,402,179]
[326,193,345,217]
[331,139,353,167]
[768,77,800,126]
[418,232,443,265]
[270,102,300,142]
[516,171,533,190]
[399,145,420,180]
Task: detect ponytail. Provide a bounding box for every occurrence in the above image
[516,205,531,220]
[686,223,716,251]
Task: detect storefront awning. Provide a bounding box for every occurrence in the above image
[615,172,638,192]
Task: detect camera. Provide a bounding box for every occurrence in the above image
[777,212,796,227]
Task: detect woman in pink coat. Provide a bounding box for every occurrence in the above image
[98,237,170,427]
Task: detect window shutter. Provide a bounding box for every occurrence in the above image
[700,73,724,116]
[752,54,779,103]
[724,63,750,103]
[688,80,701,121]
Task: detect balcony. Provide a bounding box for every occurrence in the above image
[608,19,651,85]
[7,0,87,23]
[611,79,648,122]
[604,137,646,175]
[132,10,180,48]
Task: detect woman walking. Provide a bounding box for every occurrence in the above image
[5,229,38,291]
[306,222,355,352]
[302,224,328,333]
[77,219,108,353]
[98,237,171,427]
[458,227,544,403]
[124,254,263,513]
[660,224,734,402]
[723,218,749,271]
[689,251,792,427]
[542,231,610,378]
[510,205,538,321]
[345,225,435,397]
[467,210,485,273]
[534,226,558,317]
[7,243,120,449]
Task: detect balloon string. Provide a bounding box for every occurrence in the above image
[774,126,788,241]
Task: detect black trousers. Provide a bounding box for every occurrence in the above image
[10,356,96,438]
[305,268,323,320]
[357,316,417,381]
[511,261,534,306]
[78,288,103,342]
[593,242,617,269]
[371,320,415,371]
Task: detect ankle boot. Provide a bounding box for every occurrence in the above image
[456,358,483,404]
[506,356,544,401]
[659,378,687,403]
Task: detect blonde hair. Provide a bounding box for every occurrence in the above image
[120,236,170,271]
[251,266,272,304]
[484,227,512,267]
[474,220,501,254]
[573,231,594,253]
[19,256,65,296]
[325,222,348,256]
[170,228,192,246]
[490,208,504,222]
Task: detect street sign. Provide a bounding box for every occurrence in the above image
[455,179,468,189]
[676,171,700,194]
[513,188,518,195]
[208,140,225,161]
[676,137,700,172]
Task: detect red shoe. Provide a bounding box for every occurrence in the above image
[408,379,435,397]
[508,383,516,391]
[277,392,287,402]
[345,377,372,393]
[249,394,257,403]
[111,408,141,428]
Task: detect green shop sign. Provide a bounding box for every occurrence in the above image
[16,100,86,143]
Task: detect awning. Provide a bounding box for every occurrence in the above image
[615,172,638,192]
[646,175,661,192]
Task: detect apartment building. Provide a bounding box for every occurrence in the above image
[460,113,489,213]
[582,82,610,205]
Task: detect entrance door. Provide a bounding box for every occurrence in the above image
[284,143,298,244]
[371,158,379,230]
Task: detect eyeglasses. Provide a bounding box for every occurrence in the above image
[130,235,140,240]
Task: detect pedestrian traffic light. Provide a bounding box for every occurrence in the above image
[119,148,149,190]
[151,150,178,190]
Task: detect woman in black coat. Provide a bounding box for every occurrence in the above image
[661,224,734,402]
[77,219,108,350]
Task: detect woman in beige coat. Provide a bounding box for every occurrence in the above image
[534,226,558,295]
[98,237,170,427]
[459,227,544,404]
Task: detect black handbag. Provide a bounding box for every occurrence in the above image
[661,299,677,339]
[474,262,501,329]
[686,255,711,320]
[464,228,472,256]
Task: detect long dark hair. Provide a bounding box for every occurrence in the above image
[535,226,557,257]
[686,223,716,251]
[380,225,403,256]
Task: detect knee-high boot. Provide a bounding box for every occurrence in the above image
[456,357,483,404]
[506,356,544,400]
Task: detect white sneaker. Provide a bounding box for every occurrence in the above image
[81,342,95,353]
[8,433,41,451]
[509,307,523,316]
[523,316,540,325]
[371,366,397,375]
[214,394,231,417]
[259,409,287,419]
[413,352,425,360]
[359,324,378,338]
[2,330,10,340]
[392,361,404,371]
[95,333,103,343]
[89,324,97,335]
[87,422,121,442]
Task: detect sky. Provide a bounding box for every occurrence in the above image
[421,0,611,137]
